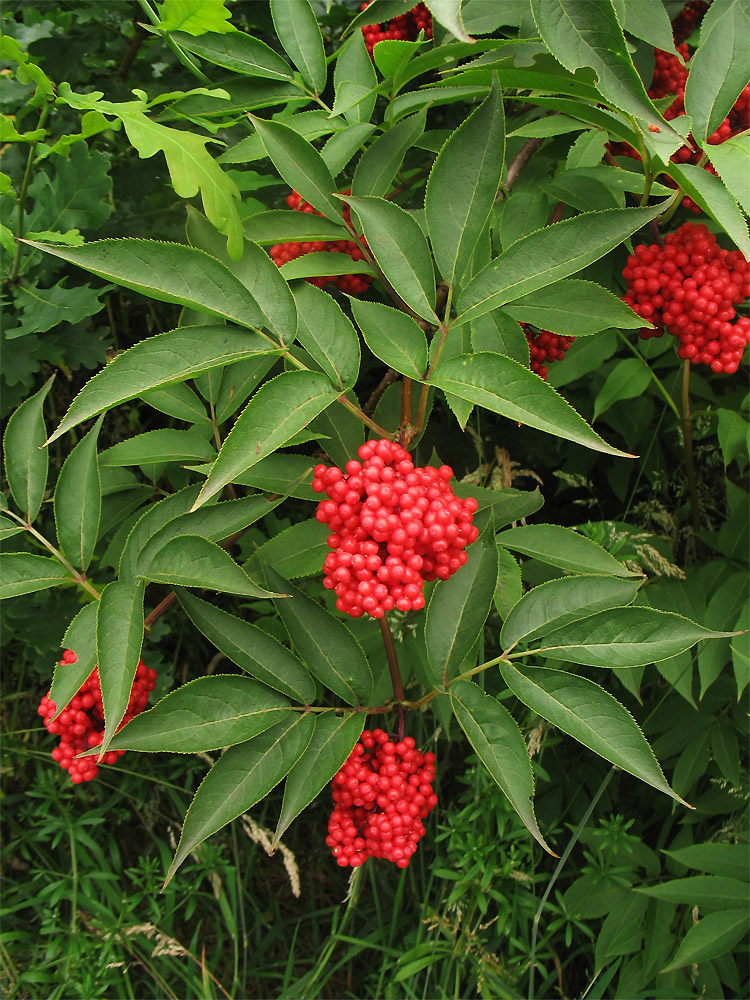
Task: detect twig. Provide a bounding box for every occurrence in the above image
[383,165,431,201]
[379,616,406,739]
[119,19,148,79]
[363,368,400,416]
[8,102,50,283]
[500,137,544,200]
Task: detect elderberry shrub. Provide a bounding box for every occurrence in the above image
[312,438,478,619]
[623,222,750,374]
[37,651,157,784]
[326,729,438,868]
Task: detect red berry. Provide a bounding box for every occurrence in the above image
[37,654,156,785]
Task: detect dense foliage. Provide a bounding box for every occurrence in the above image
[1,1,748,997]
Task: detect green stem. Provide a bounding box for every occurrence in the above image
[8,102,50,282]
[680,358,701,538]
[135,0,211,83]
[379,615,406,739]
[616,331,681,420]
[4,512,101,599]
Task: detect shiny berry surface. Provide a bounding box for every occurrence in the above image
[360,2,433,57]
[37,652,157,784]
[313,440,478,619]
[326,729,437,868]
[623,223,750,374]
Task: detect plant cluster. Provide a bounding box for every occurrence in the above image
[1,0,748,996]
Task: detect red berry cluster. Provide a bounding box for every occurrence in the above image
[313,439,478,619]
[523,325,576,380]
[269,190,372,295]
[672,0,709,44]
[360,2,433,57]
[623,222,750,374]
[648,43,689,118]
[37,651,157,784]
[326,729,437,868]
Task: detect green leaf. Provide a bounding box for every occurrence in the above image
[249,116,342,224]
[352,110,427,197]
[49,601,99,715]
[170,30,294,79]
[426,76,505,288]
[164,714,314,887]
[280,252,374,280]
[10,280,111,339]
[292,282,361,391]
[185,207,296,345]
[270,0,327,94]
[21,240,267,330]
[0,517,23,541]
[450,680,554,854]
[684,0,750,141]
[716,408,750,469]
[426,0,476,41]
[425,535,498,684]
[505,279,644,337]
[665,162,750,259]
[530,0,681,148]
[3,375,54,522]
[250,518,329,582]
[661,909,750,973]
[243,210,349,244]
[176,590,315,702]
[118,485,202,581]
[0,553,70,599]
[372,39,424,80]
[333,29,377,125]
[455,202,667,325]
[138,535,282,599]
[104,675,291,753]
[497,524,641,576]
[135,494,286,577]
[349,298,429,379]
[494,546,523,620]
[141,382,209,425]
[46,325,280,445]
[500,574,643,648]
[99,429,215,467]
[342,195,438,323]
[635,876,748,909]
[535,607,737,667]
[274,711,365,845]
[499,663,686,804]
[321,124,378,175]
[53,415,103,572]
[471,310,529,365]
[158,0,234,34]
[97,579,145,753]
[622,0,679,55]
[261,561,373,707]
[704,135,750,216]
[427,353,630,457]
[592,357,653,422]
[662,842,750,881]
[222,111,348,165]
[193,371,338,510]
[26,143,112,234]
